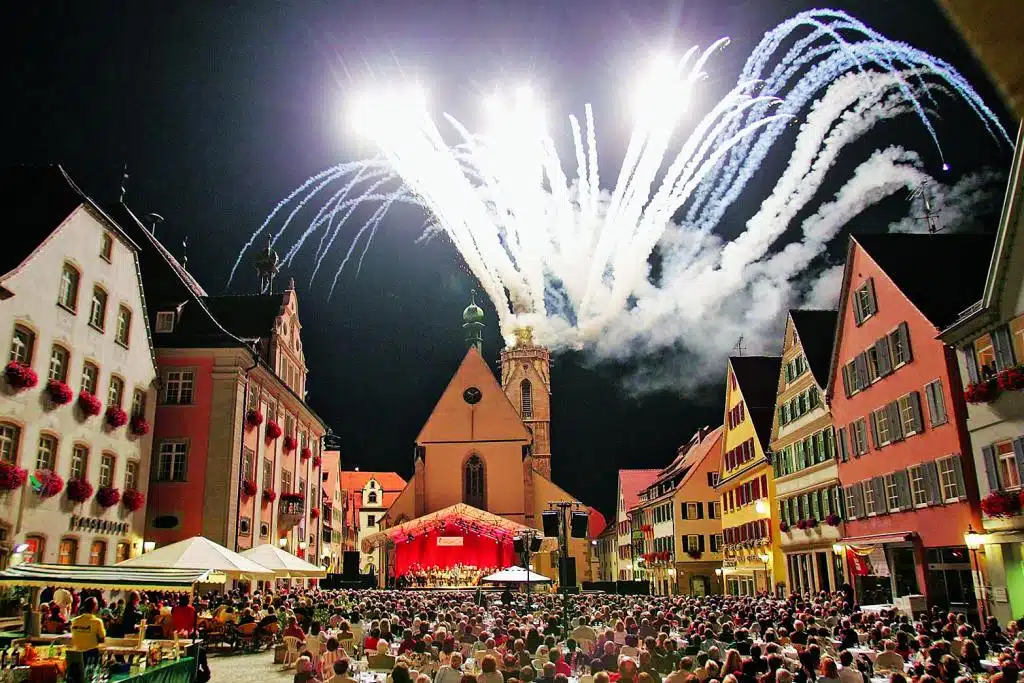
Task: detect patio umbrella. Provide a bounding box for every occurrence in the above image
[117,536,274,579]
[240,544,327,578]
[481,566,551,583]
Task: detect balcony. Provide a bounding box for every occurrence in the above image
[278,494,305,531]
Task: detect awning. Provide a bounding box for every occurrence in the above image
[240,544,327,578]
[116,536,274,578]
[361,503,558,554]
[0,564,225,591]
[844,531,917,546]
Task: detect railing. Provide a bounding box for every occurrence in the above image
[278,496,305,530]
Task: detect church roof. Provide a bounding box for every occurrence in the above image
[416,346,530,444]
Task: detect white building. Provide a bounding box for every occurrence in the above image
[0,166,157,568]
[340,470,405,575]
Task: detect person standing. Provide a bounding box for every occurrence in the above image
[68,598,106,682]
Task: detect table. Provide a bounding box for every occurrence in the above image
[847,647,877,662]
[109,656,195,683]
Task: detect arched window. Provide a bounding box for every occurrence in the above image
[367,491,378,504]
[0,423,21,465]
[107,375,124,408]
[520,379,533,418]
[9,324,35,364]
[89,286,108,330]
[58,263,80,311]
[48,345,69,382]
[463,454,486,509]
[58,538,78,565]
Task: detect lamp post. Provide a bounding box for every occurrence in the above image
[715,567,724,595]
[758,552,771,595]
[965,524,987,621]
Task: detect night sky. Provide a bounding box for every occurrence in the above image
[4,1,1012,520]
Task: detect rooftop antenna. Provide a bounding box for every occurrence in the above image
[908,183,943,233]
[144,212,164,236]
[734,335,746,356]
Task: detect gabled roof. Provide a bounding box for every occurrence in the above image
[854,233,994,329]
[618,469,661,513]
[675,427,724,491]
[730,355,783,449]
[203,294,284,340]
[339,471,407,493]
[789,310,838,388]
[586,506,608,538]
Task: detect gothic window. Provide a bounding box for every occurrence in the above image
[520,379,533,418]
[463,454,486,509]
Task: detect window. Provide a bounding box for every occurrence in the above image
[107,376,124,409]
[239,517,251,536]
[115,306,132,346]
[89,540,106,566]
[863,480,877,516]
[115,542,130,563]
[874,408,891,446]
[898,393,923,435]
[367,514,376,527]
[995,441,1020,490]
[924,380,948,427]
[240,448,254,482]
[36,434,57,471]
[100,232,114,261]
[163,370,194,404]
[520,380,533,418]
[125,461,139,490]
[937,457,964,501]
[853,279,877,324]
[851,419,869,456]
[973,333,997,379]
[155,311,175,333]
[463,454,486,508]
[57,264,80,311]
[9,325,35,364]
[81,362,98,394]
[70,445,88,480]
[48,345,69,382]
[281,471,292,493]
[888,323,911,368]
[88,287,108,330]
[263,458,273,488]
[99,454,115,487]
[22,536,44,564]
[0,423,20,464]
[909,465,928,507]
[131,389,146,418]
[368,491,378,504]
[58,539,78,565]
[155,442,187,482]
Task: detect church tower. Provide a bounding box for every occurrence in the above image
[500,326,552,479]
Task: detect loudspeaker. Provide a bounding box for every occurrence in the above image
[342,551,360,579]
[514,538,525,555]
[570,511,589,539]
[531,537,542,553]
[558,556,577,587]
[542,510,560,537]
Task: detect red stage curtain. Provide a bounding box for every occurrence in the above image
[392,526,517,575]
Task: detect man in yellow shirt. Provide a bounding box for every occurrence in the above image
[70,597,106,657]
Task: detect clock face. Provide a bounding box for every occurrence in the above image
[463,387,482,405]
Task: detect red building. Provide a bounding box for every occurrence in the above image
[828,234,990,611]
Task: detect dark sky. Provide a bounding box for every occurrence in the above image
[4,1,1011,520]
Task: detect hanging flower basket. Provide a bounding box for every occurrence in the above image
[300,446,312,461]
[33,470,64,499]
[105,406,128,429]
[129,414,150,436]
[46,380,73,405]
[0,462,28,491]
[779,521,790,533]
[122,489,145,512]
[242,479,258,497]
[965,379,1000,404]
[803,518,818,529]
[66,478,94,503]
[998,366,1024,392]
[245,408,263,430]
[4,362,38,391]
[310,507,320,519]
[262,488,277,505]
[280,492,304,503]
[78,391,102,417]
[687,549,702,560]
[825,513,842,526]
[265,420,282,441]
[96,486,121,508]
[283,435,298,453]
[312,455,322,468]
[981,490,1021,518]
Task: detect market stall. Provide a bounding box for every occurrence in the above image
[116,536,274,580]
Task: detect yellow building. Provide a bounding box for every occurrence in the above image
[718,356,783,596]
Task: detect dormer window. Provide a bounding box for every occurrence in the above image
[368,491,378,504]
[156,312,175,333]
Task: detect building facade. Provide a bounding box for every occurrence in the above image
[770,310,847,595]
[829,234,987,613]
[718,356,783,596]
[939,124,1024,623]
[615,470,660,581]
[320,449,342,572]
[596,522,617,582]
[340,470,406,576]
[670,427,724,596]
[0,166,157,568]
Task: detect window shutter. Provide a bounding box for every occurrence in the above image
[837,427,849,462]
[865,278,877,315]
[898,322,913,362]
[681,503,689,520]
[853,290,864,325]
[952,455,967,500]
[887,402,904,441]
[1014,438,1024,490]
[922,460,941,505]
[873,477,888,513]
[841,365,852,397]
[895,470,912,509]
[696,502,704,519]
[698,535,706,552]
[848,425,860,457]
[875,338,892,377]
[850,484,863,518]
[964,348,980,384]
[924,382,939,426]
[982,446,1000,491]
[869,412,880,449]
[855,354,869,389]
[994,326,1016,370]
[909,392,924,433]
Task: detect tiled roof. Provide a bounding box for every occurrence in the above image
[789,310,838,388]
[587,506,608,539]
[730,355,782,449]
[676,427,724,490]
[203,295,283,339]
[619,469,661,512]
[339,471,407,529]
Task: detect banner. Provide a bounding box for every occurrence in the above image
[437,536,464,547]
[868,547,890,577]
[848,549,870,576]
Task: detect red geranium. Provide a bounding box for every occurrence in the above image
[312,455,322,468]
[245,409,263,429]
[965,380,1000,404]
[78,390,102,416]
[998,366,1024,392]
[284,435,298,453]
[280,492,304,503]
[262,488,277,504]
[803,518,818,529]
[981,490,1021,518]
[4,361,38,390]
[0,461,28,491]
[96,486,121,508]
[46,380,73,405]
[265,420,282,441]
[122,488,145,512]
[779,521,791,533]
[687,549,702,560]
[825,513,842,527]
[105,405,129,429]
[34,470,64,499]
[300,446,312,461]
[242,479,258,497]
[66,478,94,503]
[130,414,150,436]
[310,507,320,519]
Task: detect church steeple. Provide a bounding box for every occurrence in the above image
[500,327,553,479]
[254,236,280,294]
[462,290,485,351]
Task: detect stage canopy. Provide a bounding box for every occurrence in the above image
[0,564,225,591]
[482,566,551,583]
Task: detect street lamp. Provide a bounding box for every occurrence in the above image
[142,541,156,554]
[759,552,771,594]
[965,524,988,621]
[754,499,768,515]
[279,537,288,548]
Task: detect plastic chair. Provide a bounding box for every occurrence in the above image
[282,636,302,667]
[306,636,322,659]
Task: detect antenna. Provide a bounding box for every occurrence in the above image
[734,336,746,356]
[144,212,164,236]
[907,183,942,233]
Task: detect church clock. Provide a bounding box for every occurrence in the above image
[462,387,482,404]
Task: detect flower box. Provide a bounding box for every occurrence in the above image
[312,455,322,468]
[33,470,64,499]
[122,488,145,512]
[283,435,298,453]
[242,479,258,497]
[687,549,702,560]
[310,508,320,519]
[265,420,282,441]
[67,478,94,503]
[245,409,263,429]
[78,391,102,417]
[280,492,304,503]
[0,462,27,491]
[4,362,38,390]
[46,380,73,405]
[998,366,1024,392]
[105,406,129,429]
[825,513,842,526]
[779,521,790,533]
[981,490,1021,518]
[262,489,277,505]
[96,486,121,508]
[130,414,150,436]
[965,379,1000,404]
[300,446,312,461]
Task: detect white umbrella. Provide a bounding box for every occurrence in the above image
[240,544,327,578]
[481,566,551,583]
[117,536,274,579]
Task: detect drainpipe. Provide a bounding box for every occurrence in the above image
[233,347,260,553]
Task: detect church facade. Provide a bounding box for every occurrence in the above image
[377,297,603,586]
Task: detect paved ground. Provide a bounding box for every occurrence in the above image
[209,648,293,683]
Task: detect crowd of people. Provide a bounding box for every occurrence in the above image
[36,586,197,639]
[396,564,500,589]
